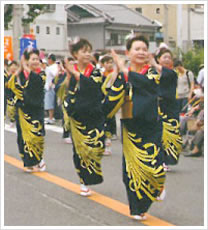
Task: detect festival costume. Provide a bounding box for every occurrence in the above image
[64,63,105,185]
[4,69,11,117]
[101,70,117,139]
[8,70,46,167]
[103,66,166,215]
[159,67,182,165]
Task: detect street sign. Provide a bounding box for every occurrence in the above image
[20,38,37,58]
[4,36,13,61]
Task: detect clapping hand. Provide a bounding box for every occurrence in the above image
[148,53,162,73]
[64,58,80,81]
[111,49,128,75]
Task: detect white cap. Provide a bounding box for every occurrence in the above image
[42,58,47,64]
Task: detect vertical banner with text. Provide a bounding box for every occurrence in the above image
[4,36,13,61]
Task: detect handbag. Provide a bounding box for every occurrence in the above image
[121,82,133,119]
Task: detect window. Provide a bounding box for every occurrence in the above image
[46,26,50,34]
[149,35,154,41]
[45,4,56,12]
[169,41,176,48]
[194,4,204,9]
[111,33,118,46]
[36,26,40,34]
[156,8,160,14]
[56,27,60,35]
[135,7,142,14]
[107,32,128,46]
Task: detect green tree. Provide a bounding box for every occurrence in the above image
[182,46,204,76]
[4,4,47,30]
[4,5,13,29]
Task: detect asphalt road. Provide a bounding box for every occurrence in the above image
[3,115,205,228]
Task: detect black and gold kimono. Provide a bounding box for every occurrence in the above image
[7,70,46,167]
[159,67,182,165]
[4,69,10,117]
[53,72,71,138]
[103,67,166,215]
[63,64,105,185]
[101,71,117,138]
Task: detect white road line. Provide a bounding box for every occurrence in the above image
[4,123,63,134]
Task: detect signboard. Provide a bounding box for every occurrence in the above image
[20,38,37,58]
[4,36,13,61]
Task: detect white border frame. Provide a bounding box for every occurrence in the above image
[1,1,207,229]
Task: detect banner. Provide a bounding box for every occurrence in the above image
[20,38,37,58]
[4,36,13,61]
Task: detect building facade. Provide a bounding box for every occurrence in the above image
[4,4,68,58]
[32,4,68,57]
[127,4,204,51]
[66,4,161,53]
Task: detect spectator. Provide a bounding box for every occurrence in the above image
[184,107,204,157]
[40,58,48,71]
[44,54,58,124]
[180,91,204,151]
[174,60,195,113]
[39,48,46,60]
[197,64,204,88]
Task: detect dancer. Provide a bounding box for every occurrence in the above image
[4,59,10,118]
[103,35,166,220]
[54,58,74,144]
[153,47,182,170]
[8,48,46,172]
[63,38,105,196]
[100,55,117,155]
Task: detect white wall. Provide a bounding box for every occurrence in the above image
[4,4,68,55]
[32,4,68,52]
[182,9,204,41]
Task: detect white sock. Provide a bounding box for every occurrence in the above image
[80,184,88,191]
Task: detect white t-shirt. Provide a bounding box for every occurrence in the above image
[45,63,58,91]
[177,70,194,99]
[197,68,204,87]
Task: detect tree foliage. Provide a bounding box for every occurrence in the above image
[4,4,13,29]
[182,46,204,76]
[22,5,47,25]
[4,4,47,29]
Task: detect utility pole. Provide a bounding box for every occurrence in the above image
[177,4,182,60]
[13,4,23,60]
[187,4,191,50]
[163,4,169,45]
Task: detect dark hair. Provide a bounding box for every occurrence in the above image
[62,57,74,68]
[70,38,92,57]
[9,60,18,66]
[93,52,100,62]
[23,48,40,60]
[155,48,172,63]
[48,54,56,62]
[126,35,149,51]
[199,64,204,70]
[173,59,183,68]
[100,55,113,64]
[4,59,9,66]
